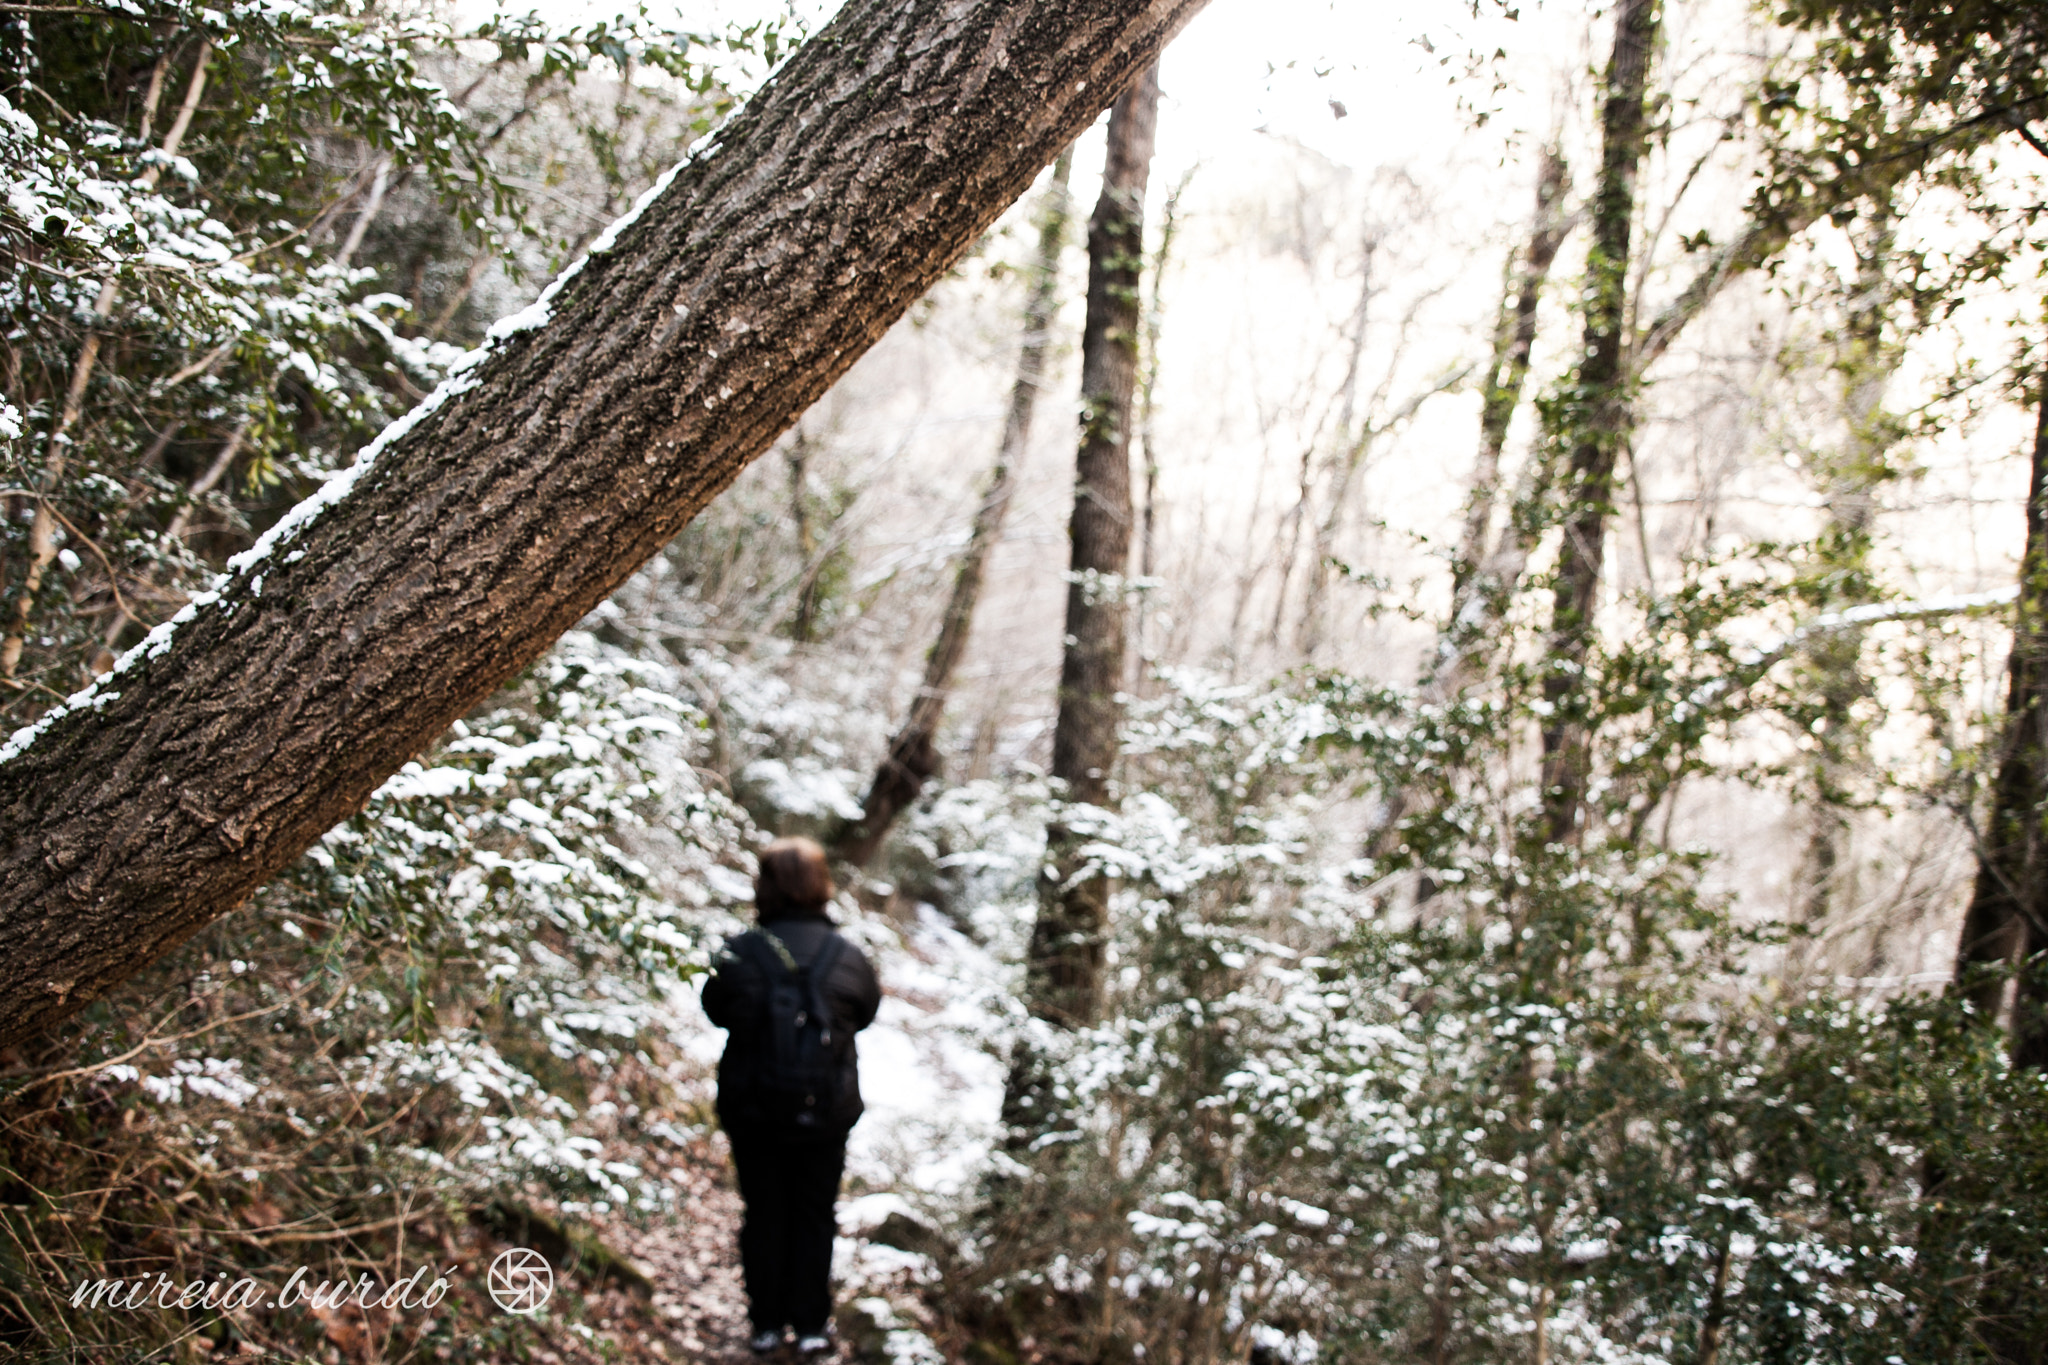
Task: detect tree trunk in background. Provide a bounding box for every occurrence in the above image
[786,429,821,644]
[1792,205,1900,944]
[1288,229,1379,662]
[1956,381,2048,1071]
[1452,145,1570,619]
[1133,168,1191,683]
[834,148,1075,870]
[1021,64,1160,1040]
[1364,147,1569,862]
[0,0,1209,1051]
[1538,0,1661,846]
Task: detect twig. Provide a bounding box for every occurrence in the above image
[153,339,234,393]
[164,417,248,541]
[0,998,298,1088]
[0,489,137,628]
[216,1208,438,1247]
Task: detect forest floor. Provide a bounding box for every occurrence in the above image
[546,1123,935,1365]
[616,1145,761,1364]
[528,1134,763,1364]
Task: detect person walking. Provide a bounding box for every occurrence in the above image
[702,837,882,1357]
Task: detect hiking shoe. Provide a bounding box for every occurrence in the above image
[749,1329,783,1355]
[795,1331,833,1357]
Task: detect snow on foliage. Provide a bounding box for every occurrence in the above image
[0,0,790,723]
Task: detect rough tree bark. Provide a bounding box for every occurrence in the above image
[0,0,1209,1050]
[1955,379,2048,1071]
[833,148,1075,869]
[1023,63,1159,1036]
[1538,0,1661,846]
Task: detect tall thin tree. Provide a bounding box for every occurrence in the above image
[1019,63,1160,1051]
[785,428,823,643]
[834,148,1076,869]
[1364,147,1569,860]
[1791,203,1905,941]
[1776,0,2048,1086]
[1132,165,1191,683]
[1453,145,1571,625]
[1538,0,1661,846]
[1956,380,2048,1070]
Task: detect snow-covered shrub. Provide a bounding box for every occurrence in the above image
[0,0,774,703]
[944,571,2048,1365]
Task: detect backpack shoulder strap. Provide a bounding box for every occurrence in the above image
[738,930,795,979]
[807,932,845,982]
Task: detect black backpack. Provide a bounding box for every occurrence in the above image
[737,929,847,1131]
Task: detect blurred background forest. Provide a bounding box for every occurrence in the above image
[2,0,2047,1360]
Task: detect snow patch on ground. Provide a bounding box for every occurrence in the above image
[848,902,1008,1198]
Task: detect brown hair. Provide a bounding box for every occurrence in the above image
[753,836,835,921]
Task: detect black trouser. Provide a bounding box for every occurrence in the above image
[727,1125,847,1336]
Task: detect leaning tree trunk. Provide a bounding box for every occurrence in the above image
[1022,64,1160,1037]
[0,0,1209,1051]
[1955,378,2048,1071]
[834,148,1075,870]
[1537,0,1661,846]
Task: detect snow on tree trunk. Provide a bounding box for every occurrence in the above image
[0,0,1208,1050]
[834,149,1076,871]
[1023,64,1159,1036]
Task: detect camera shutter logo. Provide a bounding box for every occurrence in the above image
[488,1248,553,1315]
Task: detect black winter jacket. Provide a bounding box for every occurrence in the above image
[701,916,882,1135]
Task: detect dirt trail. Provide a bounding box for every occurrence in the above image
[620,1152,760,1363]
[539,1134,767,1365]
[462,1125,892,1365]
